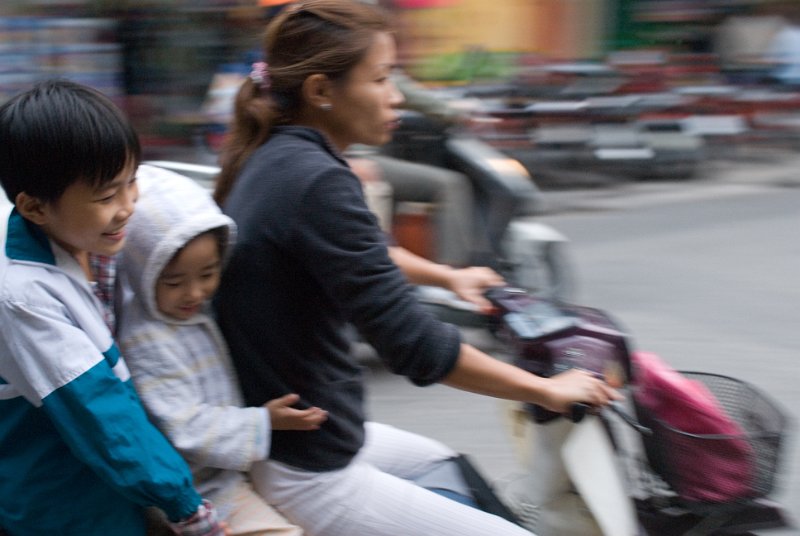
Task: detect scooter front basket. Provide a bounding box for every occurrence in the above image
[634,372,788,505]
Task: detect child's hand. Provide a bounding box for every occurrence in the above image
[265,393,328,431]
[170,499,226,536]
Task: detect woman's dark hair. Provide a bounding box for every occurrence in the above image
[0,78,141,204]
[214,0,390,205]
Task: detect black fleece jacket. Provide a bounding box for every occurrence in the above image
[215,126,461,472]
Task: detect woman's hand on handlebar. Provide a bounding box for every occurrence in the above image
[386,248,503,312]
[540,368,623,415]
[445,266,505,313]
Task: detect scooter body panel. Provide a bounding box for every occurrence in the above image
[562,418,639,536]
[501,415,605,535]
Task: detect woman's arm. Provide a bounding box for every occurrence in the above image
[441,343,620,413]
[388,246,504,312]
[387,245,455,288]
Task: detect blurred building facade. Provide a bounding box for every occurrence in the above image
[0,0,264,154]
[0,0,794,155]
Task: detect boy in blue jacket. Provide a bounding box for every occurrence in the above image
[0,79,224,536]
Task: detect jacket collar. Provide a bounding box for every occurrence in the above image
[272,126,349,166]
[5,209,55,265]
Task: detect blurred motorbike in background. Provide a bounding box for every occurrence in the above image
[374,107,576,327]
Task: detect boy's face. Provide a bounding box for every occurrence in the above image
[31,161,138,258]
[156,233,222,321]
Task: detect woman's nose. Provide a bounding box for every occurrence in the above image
[389,80,404,108]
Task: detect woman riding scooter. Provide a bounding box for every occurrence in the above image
[212,2,618,535]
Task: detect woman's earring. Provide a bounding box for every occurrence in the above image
[320,103,332,111]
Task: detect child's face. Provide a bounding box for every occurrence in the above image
[37,161,138,258]
[156,233,222,321]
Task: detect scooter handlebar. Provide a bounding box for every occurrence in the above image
[568,403,590,423]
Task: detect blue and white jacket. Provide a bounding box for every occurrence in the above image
[0,207,201,535]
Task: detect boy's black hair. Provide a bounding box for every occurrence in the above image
[0,79,141,204]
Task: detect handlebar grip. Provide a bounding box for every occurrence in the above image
[530,402,592,424]
[569,403,590,423]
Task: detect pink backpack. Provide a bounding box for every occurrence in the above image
[632,352,755,502]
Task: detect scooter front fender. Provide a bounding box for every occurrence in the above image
[562,418,639,536]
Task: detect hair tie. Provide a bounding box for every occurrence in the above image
[250,61,271,91]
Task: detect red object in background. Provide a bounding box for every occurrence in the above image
[393,0,460,8]
[392,203,435,260]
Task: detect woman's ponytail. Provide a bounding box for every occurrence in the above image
[214,78,275,206]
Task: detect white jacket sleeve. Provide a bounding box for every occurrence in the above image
[121,322,270,472]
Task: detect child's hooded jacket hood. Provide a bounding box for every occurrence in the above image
[120,165,235,324]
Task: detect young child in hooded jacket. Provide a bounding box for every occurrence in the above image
[116,165,327,536]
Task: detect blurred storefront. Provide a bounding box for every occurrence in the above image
[399,0,616,81]
[0,16,122,104]
[0,0,793,157]
[0,0,265,157]
[397,0,778,82]
[401,0,613,59]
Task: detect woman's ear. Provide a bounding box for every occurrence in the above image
[302,73,334,111]
[15,192,49,225]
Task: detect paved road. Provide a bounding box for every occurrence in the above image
[367,153,800,534]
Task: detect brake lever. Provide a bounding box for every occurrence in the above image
[567,401,652,437]
[606,400,652,435]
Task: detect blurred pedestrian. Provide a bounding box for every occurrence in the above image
[765,15,800,87]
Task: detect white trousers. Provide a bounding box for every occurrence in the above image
[251,422,533,536]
